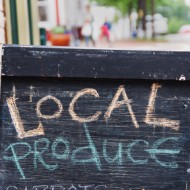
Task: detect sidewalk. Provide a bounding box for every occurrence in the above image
[91,39,190,51]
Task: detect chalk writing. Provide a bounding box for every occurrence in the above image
[147,137,180,168]
[52,137,70,160]
[103,140,123,165]
[3,82,184,189]
[6,90,44,139]
[32,185,48,190]
[34,138,58,171]
[6,84,182,139]
[71,124,101,171]
[144,83,180,131]
[3,124,181,179]
[29,86,34,102]
[127,140,149,165]
[69,88,102,123]
[36,95,63,119]
[0,184,107,190]
[5,186,18,190]
[104,85,139,128]
[3,142,32,179]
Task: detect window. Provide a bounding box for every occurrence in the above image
[38,0,48,22]
[38,6,48,21]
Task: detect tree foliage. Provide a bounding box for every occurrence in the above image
[91,0,137,15]
[92,0,190,18]
[92,0,190,33]
[156,0,190,33]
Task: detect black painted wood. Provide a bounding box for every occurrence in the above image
[2,45,190,80]
[0,45,190,190]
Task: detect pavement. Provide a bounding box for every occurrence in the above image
[78,33,190,51]
[94,39,190,51]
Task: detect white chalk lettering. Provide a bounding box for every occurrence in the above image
[104,85,139,128]
[32,185,48,190]
[7,88,44,139]
[144,83,180,131]
[50,185,64,190]
[79,184,94,189]
[69,88,102,123]
[6,186,18,190]
[36,95,63,119]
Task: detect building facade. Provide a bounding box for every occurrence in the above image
[38,0,88,30]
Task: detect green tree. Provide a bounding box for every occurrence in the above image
[91,0,144,37]
[91,0,137,16]
[91,0,151,36]
[92,0,190,35]
[156,0,190,33]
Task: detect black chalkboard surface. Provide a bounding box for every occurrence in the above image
[0,45,190,190]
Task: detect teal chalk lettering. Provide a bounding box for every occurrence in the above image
[147,137,180,168]
[127,140,149,164]
[3,142,32,179]
[103,140,123,165]
[52,137,70,160]
[34,138,58,170]
[71,123,101,171]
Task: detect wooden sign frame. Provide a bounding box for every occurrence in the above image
[0,45,190,190]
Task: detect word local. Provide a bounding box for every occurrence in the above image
[6,83,180,140]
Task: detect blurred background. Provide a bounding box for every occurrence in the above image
[1,0,190,50]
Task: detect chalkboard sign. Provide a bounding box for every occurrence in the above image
[0,45,190,190]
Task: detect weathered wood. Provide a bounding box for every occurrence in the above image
[2,45,190,80]
[0,45,190,190]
